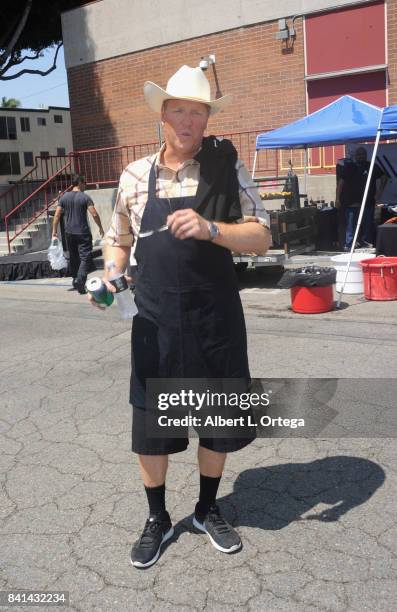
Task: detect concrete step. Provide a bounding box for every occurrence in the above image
[9,218,48,232]
[0,237,32,249]
[0,216,50,255]
[16,216,47,225]
[0,244,24,256]
[2,218,48,235]
[0,231,33,245]
[0,231,39,244]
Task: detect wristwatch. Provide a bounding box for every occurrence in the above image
[207,221,220,241]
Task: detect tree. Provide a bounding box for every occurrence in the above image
[0,0,87,81]
[1,97,21,107]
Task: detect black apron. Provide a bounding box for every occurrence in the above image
[130,162,250,407]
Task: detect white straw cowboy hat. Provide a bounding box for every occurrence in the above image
[144,65,232,115]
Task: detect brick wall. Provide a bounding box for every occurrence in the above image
[67,17,306,151]
[387,0,397,105]
[68,2,396,157]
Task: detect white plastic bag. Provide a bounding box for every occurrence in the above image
[47,238,67,271]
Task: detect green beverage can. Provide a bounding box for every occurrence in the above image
[86,277,114,306]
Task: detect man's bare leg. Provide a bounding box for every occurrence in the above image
[197,446,226,476]
[138,454,168,487]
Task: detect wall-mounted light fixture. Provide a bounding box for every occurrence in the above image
[199,54,222,98]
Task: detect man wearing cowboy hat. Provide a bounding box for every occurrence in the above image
[93,65,271,568]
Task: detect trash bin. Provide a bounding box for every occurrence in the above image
[278,267,336,314]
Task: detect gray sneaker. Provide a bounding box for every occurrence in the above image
[130,512,174,568]
[193,504,242,553]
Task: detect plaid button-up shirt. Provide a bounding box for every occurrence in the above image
[105,143,270,250]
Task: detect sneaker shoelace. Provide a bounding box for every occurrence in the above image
[207,507,232,534]
[139,518,163,548]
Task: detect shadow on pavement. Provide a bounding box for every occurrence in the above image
[172,456,385,540]
[236,266,284,290]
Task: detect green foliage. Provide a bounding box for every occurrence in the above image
[1,97,21,107]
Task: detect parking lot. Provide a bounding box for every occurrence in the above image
[1,270,396,611]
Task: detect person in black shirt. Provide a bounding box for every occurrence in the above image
[52,175,105,293]
[336,147,387,250]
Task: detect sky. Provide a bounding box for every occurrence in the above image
[0,47,70,109]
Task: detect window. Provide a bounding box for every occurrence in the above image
[54,114,63,123]
[24,152,34,167]
[7,117,16,139]
[56,147,66,156]
[20,117,30,132]
[0,152,21,175]
[37,117,46,126]
[40,151,50,158]
[0,116,17,139]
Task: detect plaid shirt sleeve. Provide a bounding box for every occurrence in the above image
[236,160,270,228]
[105,172,135,248]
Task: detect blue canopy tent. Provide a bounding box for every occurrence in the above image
[255,95,382,150]
[377,104,397,137]
[252,96,383,192]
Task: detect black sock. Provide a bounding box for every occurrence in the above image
[144,483,166,517]
[195,474,221,518]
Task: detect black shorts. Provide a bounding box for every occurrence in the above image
[131,404,256,455]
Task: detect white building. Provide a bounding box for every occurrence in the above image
[0,106,73,186]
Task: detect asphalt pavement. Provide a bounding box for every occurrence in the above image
[0,268,396,612]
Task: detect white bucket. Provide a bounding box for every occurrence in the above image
[331,253,376,294]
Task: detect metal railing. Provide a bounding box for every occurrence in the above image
[72,135,343,184]
[76,143,160,186]
[0,154,76,225]
[4,160,74,253]
[1,130,345,254]
[74,134,278,186]
[217,129,278,177]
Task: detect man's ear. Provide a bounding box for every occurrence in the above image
[160,100,167,123]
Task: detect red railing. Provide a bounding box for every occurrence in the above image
[1,129,277,253]
[0,154,77,223]
[75,131,277,187]
[218,129,278,177]
[76,142,160,186]
[4,160,74,253]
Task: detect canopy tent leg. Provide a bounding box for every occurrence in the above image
[336,128,382,308]
[251,150,258,180]
[303,147,308,195]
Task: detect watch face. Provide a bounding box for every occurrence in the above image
[210,222,219,240]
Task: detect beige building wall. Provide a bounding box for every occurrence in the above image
[62,0,375,68]
[0,107,73,184]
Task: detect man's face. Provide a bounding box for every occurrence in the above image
[161,99,210,158]
[354,148,367,163]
